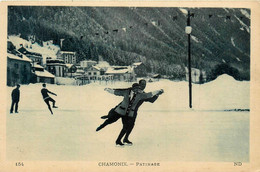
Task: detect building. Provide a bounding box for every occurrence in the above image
[75,65,112,85]
[18,46,43,65]
[185,67,207,83]
[73,66,85,77]
[80,60,97,68]
[31,64,55,84]
[105,66,135,82]
[7,52,32,86]
[57,51,77,64]
[132,62,147,77]
[46,59,66,77]
[85,66,102,80]
[64,64,77,77]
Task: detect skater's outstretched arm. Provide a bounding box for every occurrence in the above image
[142,89,164,100]
[104,88,127,96]
[144,95,159,103]
[47,89,57,96]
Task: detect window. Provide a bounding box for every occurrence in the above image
[88,72,91,75]
[94,72,97,75]
[59,66,61,76]
[14,63,18,68]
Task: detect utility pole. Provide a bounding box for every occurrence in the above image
[185,10,192,108]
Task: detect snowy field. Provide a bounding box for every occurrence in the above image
[6,75,250,162]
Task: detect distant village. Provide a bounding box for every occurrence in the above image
[7,35,153,86]
[7,35,206,86]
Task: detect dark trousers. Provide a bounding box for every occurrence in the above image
[116,116,136,142]
[44,97,55,107]
[10,100,19,113]
[98,110,121,130]
[98,109,137,142]
[122,116,136,141]
[44,97,55,114]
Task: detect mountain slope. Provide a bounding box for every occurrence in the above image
[7,6,250,81]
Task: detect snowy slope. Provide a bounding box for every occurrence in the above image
[8,35,60,64]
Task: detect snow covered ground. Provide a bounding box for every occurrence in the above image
[6,74,250,162]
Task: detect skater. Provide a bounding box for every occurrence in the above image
[100,79,157,119]
[10,84,20,113]
[41,83,58,114]
[122,80,160,145]
[96,80,156,130]
[115,85,163,146]
[97,80,159,145]
[96,84,136,133]
[97,83,164,146]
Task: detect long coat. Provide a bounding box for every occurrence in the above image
[113,89,161,117]
[11,88,20,102]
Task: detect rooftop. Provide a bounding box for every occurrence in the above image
[34,70,55,78]
[7,52,32,62]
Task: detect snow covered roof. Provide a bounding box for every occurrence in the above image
[7,52,32,62]
[133,62,143,66]
[92,66,101,71]
[96,61,110,68]
[60,51,76,54]
[34,70,55,78]
[65,64,74,68]
[18,47,42,57]
[112,65,129,69]
[81,60,97,63]
[33,64,44,69]
[76,69,85,73]
[152,74,161,78]
[105,67,131,74]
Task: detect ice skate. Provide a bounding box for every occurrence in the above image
[123,139,133,146]
[115,140,124,147]
[100,115,108,119]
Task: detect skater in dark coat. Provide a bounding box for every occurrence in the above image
[122,93,158,144]
[96,85,134,133]
[97,80,159,145]
[100,80,157,119]
[41,83,58,114]
[115,85,163,146]
[122,79,159,145]
[96,80,157,132]
[97,83,164,146]
[10,84,20,113]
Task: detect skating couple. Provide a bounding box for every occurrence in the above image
[96,79,164,146]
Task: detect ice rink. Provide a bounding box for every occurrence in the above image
[6,75,250,162]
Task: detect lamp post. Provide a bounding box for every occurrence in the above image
[185,10,192,108]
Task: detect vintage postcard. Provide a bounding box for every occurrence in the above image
[0,1,259,171]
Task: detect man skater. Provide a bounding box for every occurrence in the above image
[114,84,163,146]
[41,83,58,114]
[96,84,135,133]
[100,80,157,119]
[97,80,160,145]
[121,79,159,145]
[10,84,20,113]
[97,83,163,146]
